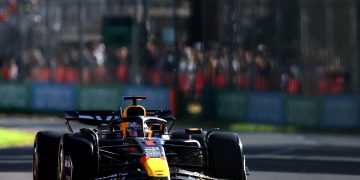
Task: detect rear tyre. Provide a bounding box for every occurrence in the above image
[207,132,246,180]
[33,131,63,180]
[58,133,97,180]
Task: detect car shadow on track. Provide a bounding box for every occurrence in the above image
[245,145,360,175]
[0,147,32,172]
[2,145,360,175]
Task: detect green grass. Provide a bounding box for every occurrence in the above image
[0,128,35,148]
[229,123,297,133]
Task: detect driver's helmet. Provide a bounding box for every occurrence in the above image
[121,121,152,138]
[127,122,143,137]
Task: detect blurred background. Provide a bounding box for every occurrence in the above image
[1,1,360,179]
[0,0,359,129]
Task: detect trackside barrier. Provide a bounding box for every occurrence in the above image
[322,96,358,128]
[285,95,321,127]
[248,92,285,124]
[0,81,359,129]
[0,82,29,110]
[77,85,122,110]
[213,89,360,129]
[31,82,76,111]
[215,89,247,122]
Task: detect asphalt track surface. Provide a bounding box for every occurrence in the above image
[1,117,360,180]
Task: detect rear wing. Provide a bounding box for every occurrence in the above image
[64,110,174,125]
[65,111,120,126]
[146,110,174,120]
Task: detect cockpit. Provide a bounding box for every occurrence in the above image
[118,96,170,139]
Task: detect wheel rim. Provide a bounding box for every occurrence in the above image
[58,145,64,180]
[33,142,39,180]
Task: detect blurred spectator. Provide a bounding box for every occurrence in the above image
[8,56,18,80]
[316,64,328,95]
[178,47,197,98]
[0,53,19,81]
[255,55,271,91]
[1,38,353,97]
[142,42,162,86]
[328,57,346,94]
[115,47,130,84]
[82,41,107,84]
[207,50,218,87]
[1,60,10,81]
[287,63,302,94]
[194,44,206,99]
[162,45,177,87]
[55,49,79,84]
[25,49,49,81]
[218,47,230,87]
[235,50,252,90]
[280,68,288,92]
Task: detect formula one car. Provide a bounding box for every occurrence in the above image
[33,96,248,180]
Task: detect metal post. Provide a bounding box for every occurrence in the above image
[251,0,257,53]
[250,0,259,90]
[299,0,312,93]
[45,0,53,80]
[77,0,85,82]
[349,0,358,93]
[44,0,50,62]
[228,0,235,52]
[228,0,235,87]
[16,1,25,79]
[143,0,148,26]
[325,0,333,60]
[173,0,180,87]
[299,1,308,64]
[201,0,207,46]
[275,0,282,63]
[0,18,2,56]
[130,0,142,84]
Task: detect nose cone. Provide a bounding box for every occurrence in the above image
[141,156,170,179]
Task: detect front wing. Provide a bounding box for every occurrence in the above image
[94,168,222,180]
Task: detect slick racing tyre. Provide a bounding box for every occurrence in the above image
[33,131,63,180]
[207,132,246,180]
[58,133,97,180]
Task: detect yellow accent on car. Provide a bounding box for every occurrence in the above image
[142,157,170,178]
[148,126,153,138]
[188,128,200,131]
[119,122,129,139]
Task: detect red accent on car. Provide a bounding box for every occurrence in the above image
[145,141,155,146]
[140,156,150,164]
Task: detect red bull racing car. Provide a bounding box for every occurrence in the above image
[33,96,248,180]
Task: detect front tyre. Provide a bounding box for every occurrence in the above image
[207,132,246,180]
[58,133,97,180]
[33,131,63,180]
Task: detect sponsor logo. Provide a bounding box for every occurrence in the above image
[78,115,120,121]
[145,141,155,146]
